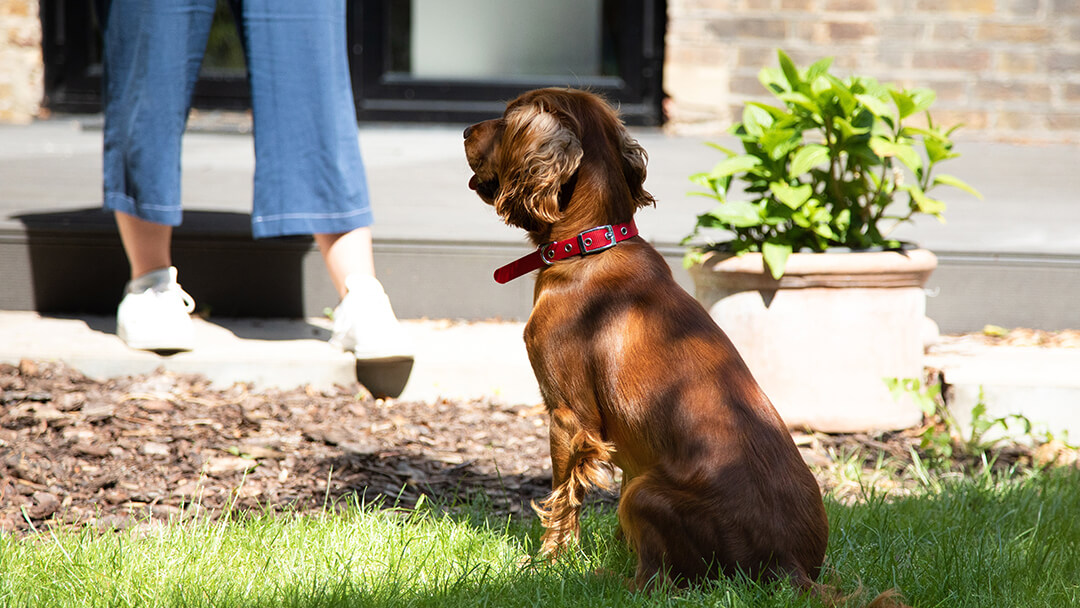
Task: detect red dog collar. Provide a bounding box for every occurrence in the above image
[494,220,638,284]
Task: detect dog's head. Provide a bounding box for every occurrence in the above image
[464,88,654,236]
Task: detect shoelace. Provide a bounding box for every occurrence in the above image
[146,283,196,314]
[171,284,196,313]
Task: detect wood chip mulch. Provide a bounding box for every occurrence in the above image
[1,360,553,535]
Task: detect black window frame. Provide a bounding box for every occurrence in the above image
[349,0,666,125]
[41,0,251,113]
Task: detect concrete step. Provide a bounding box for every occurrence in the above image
[927,338,1080,444]
[4,207,1080,332]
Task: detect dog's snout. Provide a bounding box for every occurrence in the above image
[463,125,473,139]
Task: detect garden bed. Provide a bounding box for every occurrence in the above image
[2,352,1076,536]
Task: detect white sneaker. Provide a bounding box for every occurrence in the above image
[116,266,196,352]
[329,275,414,362]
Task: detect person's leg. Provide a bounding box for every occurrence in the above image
[114,211,173,281]
[99,0,215,351]
[239,0,412,370]
[314,229,375,300]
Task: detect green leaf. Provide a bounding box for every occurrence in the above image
[778,49,801,91]
[923,136,956,165]
[778,92,820,115]
[688,190,726,200]
[690,177,728,198]
[704,142,738,156]
[746,101,789,121]
[708,155,762,180]
[855,93,894,120]
[809,72,835,99]
[834,117,871,140]
[812,223,838,240]
[790,144,830,175]
[889,89,916,119]
[689,171,712,187]
[682,249,706,269]
[909,88,937,114]
[884,377,903,399]
[825,74,857,115]
[705,200,762,228]
[902,184,946,217]
[759,128,801,161]
[806,56,834,82]
[932,174,983,199]
[769,181,813,209]
[870,136,923,173]
[762,240,793,279]
[835,208,851,233]
[758,67,789,94]
[901,125,948,142]
[792,210,812,228]
[742,104,774,138]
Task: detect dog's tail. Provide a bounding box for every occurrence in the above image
[809,580,913,608]
[863,589,914,608]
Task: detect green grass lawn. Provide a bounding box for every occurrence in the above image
[2,468,1079,608]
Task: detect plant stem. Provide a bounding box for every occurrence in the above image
[823,120,847,211]
[869,160,891,225]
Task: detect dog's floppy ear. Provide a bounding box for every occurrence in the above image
[496,103,583,225]
[618,126,656,210]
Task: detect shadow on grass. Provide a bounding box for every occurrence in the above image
[293,449,561,517]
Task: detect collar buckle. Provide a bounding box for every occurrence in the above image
[577,225,616,255]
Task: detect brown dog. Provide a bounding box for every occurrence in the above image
[464,88,905,606]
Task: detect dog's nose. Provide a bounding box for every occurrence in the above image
[463,125,473,139]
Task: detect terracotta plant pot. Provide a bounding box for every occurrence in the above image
[689,248,937,433]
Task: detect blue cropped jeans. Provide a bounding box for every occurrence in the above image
[98,0,373,238]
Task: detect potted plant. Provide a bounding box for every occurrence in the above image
[684,50,980,432]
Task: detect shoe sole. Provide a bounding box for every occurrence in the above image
[354,356,414,400]
[117,330,194,353]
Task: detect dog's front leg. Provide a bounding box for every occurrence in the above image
[534,405,581,557]
[534,405,614,558]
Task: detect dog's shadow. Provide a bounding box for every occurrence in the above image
[308,448,629,569]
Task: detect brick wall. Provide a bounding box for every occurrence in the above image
[3,0,1078,139]
[664,0,1080,142]
[0,0,41,123]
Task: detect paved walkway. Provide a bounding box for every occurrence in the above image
[0,312,542,405]
[4,117,1080,253]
